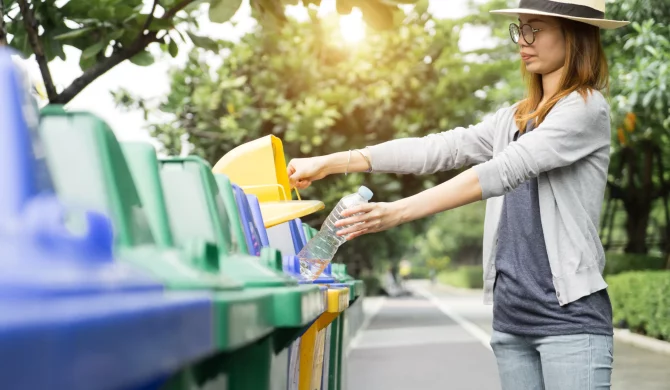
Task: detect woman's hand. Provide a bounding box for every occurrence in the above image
[287,157,328,190]
[335,202,406,240]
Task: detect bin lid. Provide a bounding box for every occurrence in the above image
[160,158,297,288]
[292,218,308,250]
[246,194,270,247]
[214,174,249,255]
[212,135,324,227]
[0,47,160,295]
[39,109,155,248]
[232,184,263,256]
[259,200,324,228]
[0,204,161,297]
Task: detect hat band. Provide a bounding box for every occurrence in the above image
[518,0,604,19]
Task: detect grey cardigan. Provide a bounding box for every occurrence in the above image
[368,91,611,306]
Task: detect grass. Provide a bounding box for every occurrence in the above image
[437,265,484,289]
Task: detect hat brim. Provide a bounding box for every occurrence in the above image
[490,8,630,29]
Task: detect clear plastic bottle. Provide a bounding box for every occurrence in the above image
[299,186,374,280]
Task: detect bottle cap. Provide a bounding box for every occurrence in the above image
[357,186,373,201]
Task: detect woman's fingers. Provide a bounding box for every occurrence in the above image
[337,224,364,237]
[295,179,311,190]
[336,204,377,228]
[345,228,369,240]
[340,203,374,218]
[336,203,385,236]
[335,214,366,228]
[337,218,380,236]
[287,157,328,189]
[290,175,309,189]
[334,202,401,241]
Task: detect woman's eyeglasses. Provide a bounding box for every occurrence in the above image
[509,23,544,45]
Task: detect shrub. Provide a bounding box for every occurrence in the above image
[604,252,666,276]
[407,266,431,280]
[361,275,382,296]
[607,271,670,340]
[438,265,484,289]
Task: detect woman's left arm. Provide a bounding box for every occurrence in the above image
[474,91,611,199]
[335,169,482,239]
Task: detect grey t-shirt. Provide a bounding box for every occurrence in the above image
[492,121,613,337]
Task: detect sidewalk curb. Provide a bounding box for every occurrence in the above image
[614,328,670,356]
[426,280,670,357]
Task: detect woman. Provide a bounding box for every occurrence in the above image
[287,1,629,389]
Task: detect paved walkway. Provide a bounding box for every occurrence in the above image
[347,280,670,390]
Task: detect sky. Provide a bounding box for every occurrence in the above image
[21,0,494,144]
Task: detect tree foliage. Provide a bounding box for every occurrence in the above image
[117,0,517,272]
[601,0,670,256]
[0,0,417,104]
[412,202,486,267]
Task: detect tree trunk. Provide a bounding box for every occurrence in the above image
[456,244,482,266]
[0,1,7,46]
[654,148,670,268]
[620,142,655,254]
[623,199,651,254]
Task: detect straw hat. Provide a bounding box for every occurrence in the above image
[491,0,629,29]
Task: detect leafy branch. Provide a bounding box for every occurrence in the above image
[54,0,197,104]
[5,0,419,105]
[0,0,7,45]
[17,0,57,100]
[141,0,159,37]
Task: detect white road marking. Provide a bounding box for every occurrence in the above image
[413,287,493,351]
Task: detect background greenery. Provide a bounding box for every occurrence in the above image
[4,0,669,339]
[113,0,520,274]
[608,271,670,340]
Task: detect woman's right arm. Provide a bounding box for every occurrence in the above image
[287,149,373,190]
[287,110,500,189]
[367,111,499,175]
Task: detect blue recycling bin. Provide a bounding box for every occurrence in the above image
[247,193,271,248]
[0,47,215,390]
[232,183,263,256]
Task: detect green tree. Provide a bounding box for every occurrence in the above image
[414,201,486,266]
[0,0,415,104]
[117,0,517,273]
[601,1,670,257]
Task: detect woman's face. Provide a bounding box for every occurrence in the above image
[516,14,566,76]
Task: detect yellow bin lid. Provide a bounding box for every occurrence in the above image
[212,135,324,228]
[259,201,324,229]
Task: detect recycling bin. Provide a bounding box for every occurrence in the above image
[287,217,369,390]
[38,109,277,389]
[265,219,358,390]
[158,156,326,389]
[230,189,357,390]
[297,286,349,390]
[0,47,214,390]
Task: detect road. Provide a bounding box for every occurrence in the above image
[347,280,670,390]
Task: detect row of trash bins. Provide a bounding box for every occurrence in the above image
[0,48,366,390]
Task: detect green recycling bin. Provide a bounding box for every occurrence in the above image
[38,108,276,389]
[157,156,326,388]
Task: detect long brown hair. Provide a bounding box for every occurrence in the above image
[515,18,609,132]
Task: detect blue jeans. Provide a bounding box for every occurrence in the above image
[490,331,614,390]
